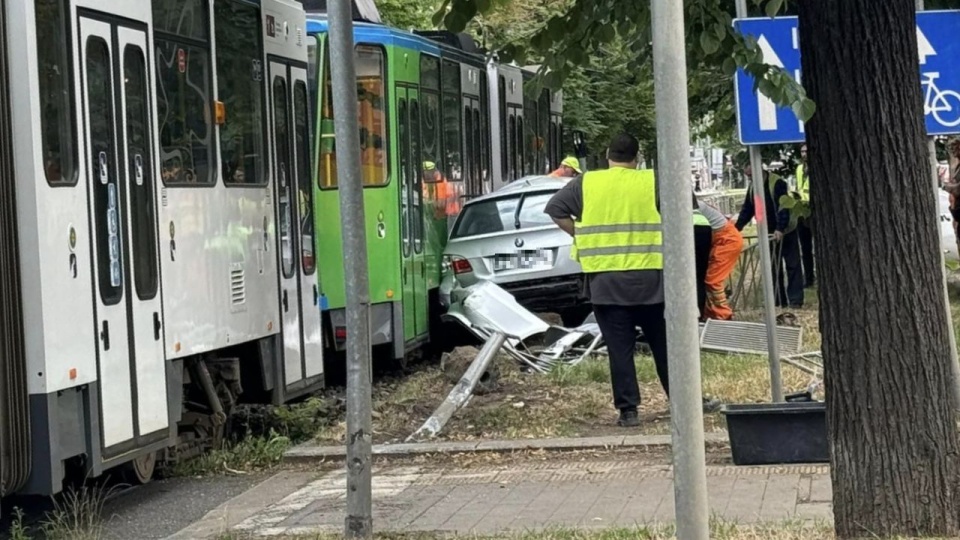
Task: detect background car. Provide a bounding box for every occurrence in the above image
[439,175,591,326]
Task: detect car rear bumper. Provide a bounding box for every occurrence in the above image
[499,274,588,312]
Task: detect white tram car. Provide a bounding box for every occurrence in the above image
[0,0,324,498]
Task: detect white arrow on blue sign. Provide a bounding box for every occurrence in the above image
[734,11,960,145]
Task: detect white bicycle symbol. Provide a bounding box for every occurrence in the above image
[923,72,960,127]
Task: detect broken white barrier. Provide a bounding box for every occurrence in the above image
[406,331,507,442]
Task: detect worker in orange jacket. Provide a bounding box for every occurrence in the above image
[423,161,461,218]
[698,200,743,320]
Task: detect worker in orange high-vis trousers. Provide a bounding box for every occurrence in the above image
[698,200,743,320]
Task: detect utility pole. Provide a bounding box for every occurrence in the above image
[650,0,709,538]
[735,0,784,403]
[916,0,960,412]
[328,0,374,537]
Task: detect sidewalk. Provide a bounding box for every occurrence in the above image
[170,452,833,538]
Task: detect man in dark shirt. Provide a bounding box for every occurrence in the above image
[545,134,720,428]
[735,166,804,307]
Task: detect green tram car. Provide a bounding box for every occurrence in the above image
[306,16,564,364]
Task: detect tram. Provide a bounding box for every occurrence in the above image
[307,12,564,364]
[0,0,322,498]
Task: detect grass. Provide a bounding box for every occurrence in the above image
[172,431,292,477]
[311,296,821,444]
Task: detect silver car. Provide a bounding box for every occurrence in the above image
[440,175,590,324]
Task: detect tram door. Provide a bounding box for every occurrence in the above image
[79,15,168,454]
[397,86,428,343]
[269,60,323,388]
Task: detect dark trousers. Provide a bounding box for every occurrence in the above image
[797,218,815,286]
[593,303,669,412]
[772,232,804,307]
[694,225,713,319]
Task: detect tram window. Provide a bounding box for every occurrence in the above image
[463,105,473,190]
[398,98,410,257]
[473,108,482,190]
[420,55,440,91]
[273,77,295,279]
[155,41,214,186]
[523,100,536,175]
[86,37,122,305]
[319,45,388,189]
[294,81,315,275]
[517,116,525,177]
[153,0,207,40]
[507,115,515,181]
[498,76,507,179]
[421,91,441,183]
[35,0,77,185]
[215,0,265,186]
[441,60,461,182]
[124,46,159,301]
[411,100,423,254]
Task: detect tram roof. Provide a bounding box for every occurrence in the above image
[306,18,441,55]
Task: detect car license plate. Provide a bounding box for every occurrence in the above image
[493,250,554,272]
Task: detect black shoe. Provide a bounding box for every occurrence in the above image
[617,409,640,427]
[702,397,722,413]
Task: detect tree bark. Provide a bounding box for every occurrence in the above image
[798,0,960,537]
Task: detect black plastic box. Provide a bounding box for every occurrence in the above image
[722,401,829,465]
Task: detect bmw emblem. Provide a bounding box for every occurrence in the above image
[514,238,524,248]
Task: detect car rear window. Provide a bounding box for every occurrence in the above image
[451,191,557,239]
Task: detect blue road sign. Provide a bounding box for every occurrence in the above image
[734,11,960,145]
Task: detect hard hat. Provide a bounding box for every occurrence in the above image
[561,156,582,173]
[423,161,436,170]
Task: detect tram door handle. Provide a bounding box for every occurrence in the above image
[153,312,162,341]
[313,285,319,306]
[282,289,289,312]
[100,321,110,351]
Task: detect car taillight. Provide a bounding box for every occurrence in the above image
[334,327,347,342]
[451,258,472,274]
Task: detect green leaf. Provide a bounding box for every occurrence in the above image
[476,0,491,13]
[700,32,720,55]
[431,1,449,27]
[597,23,615,43]
[722,56,737,76]
[547,17,565,39]
[444,10,468,33]
[714,23,728,42]
[792,98,816,122]
[765,0,784,17]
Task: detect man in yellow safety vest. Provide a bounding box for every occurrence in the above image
[795,144,814,288]
[544,133,720,428]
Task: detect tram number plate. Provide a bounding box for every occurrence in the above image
[493,250,554,272]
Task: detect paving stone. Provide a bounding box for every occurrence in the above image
[212,458,829,539]
[720,473,767,523]
[796,502,834,521]
[759,474,800,521]
[809,474,833,502]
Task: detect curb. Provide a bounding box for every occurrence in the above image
[283,432,730,464]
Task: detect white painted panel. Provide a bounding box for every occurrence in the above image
[80,17,134,447]
[117,26,168,436]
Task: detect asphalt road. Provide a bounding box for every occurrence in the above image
[1,472,269,540]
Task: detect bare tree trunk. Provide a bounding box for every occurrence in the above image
[798,0,960,537]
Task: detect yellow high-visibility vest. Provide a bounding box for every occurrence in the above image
[575,167,663,273]
[693,209,710,226]
[796,164,809,201]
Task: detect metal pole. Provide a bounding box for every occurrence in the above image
[328,1,373,537]
[735,0,784,402]
[750,148,784,402]
[651,0,709,538]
